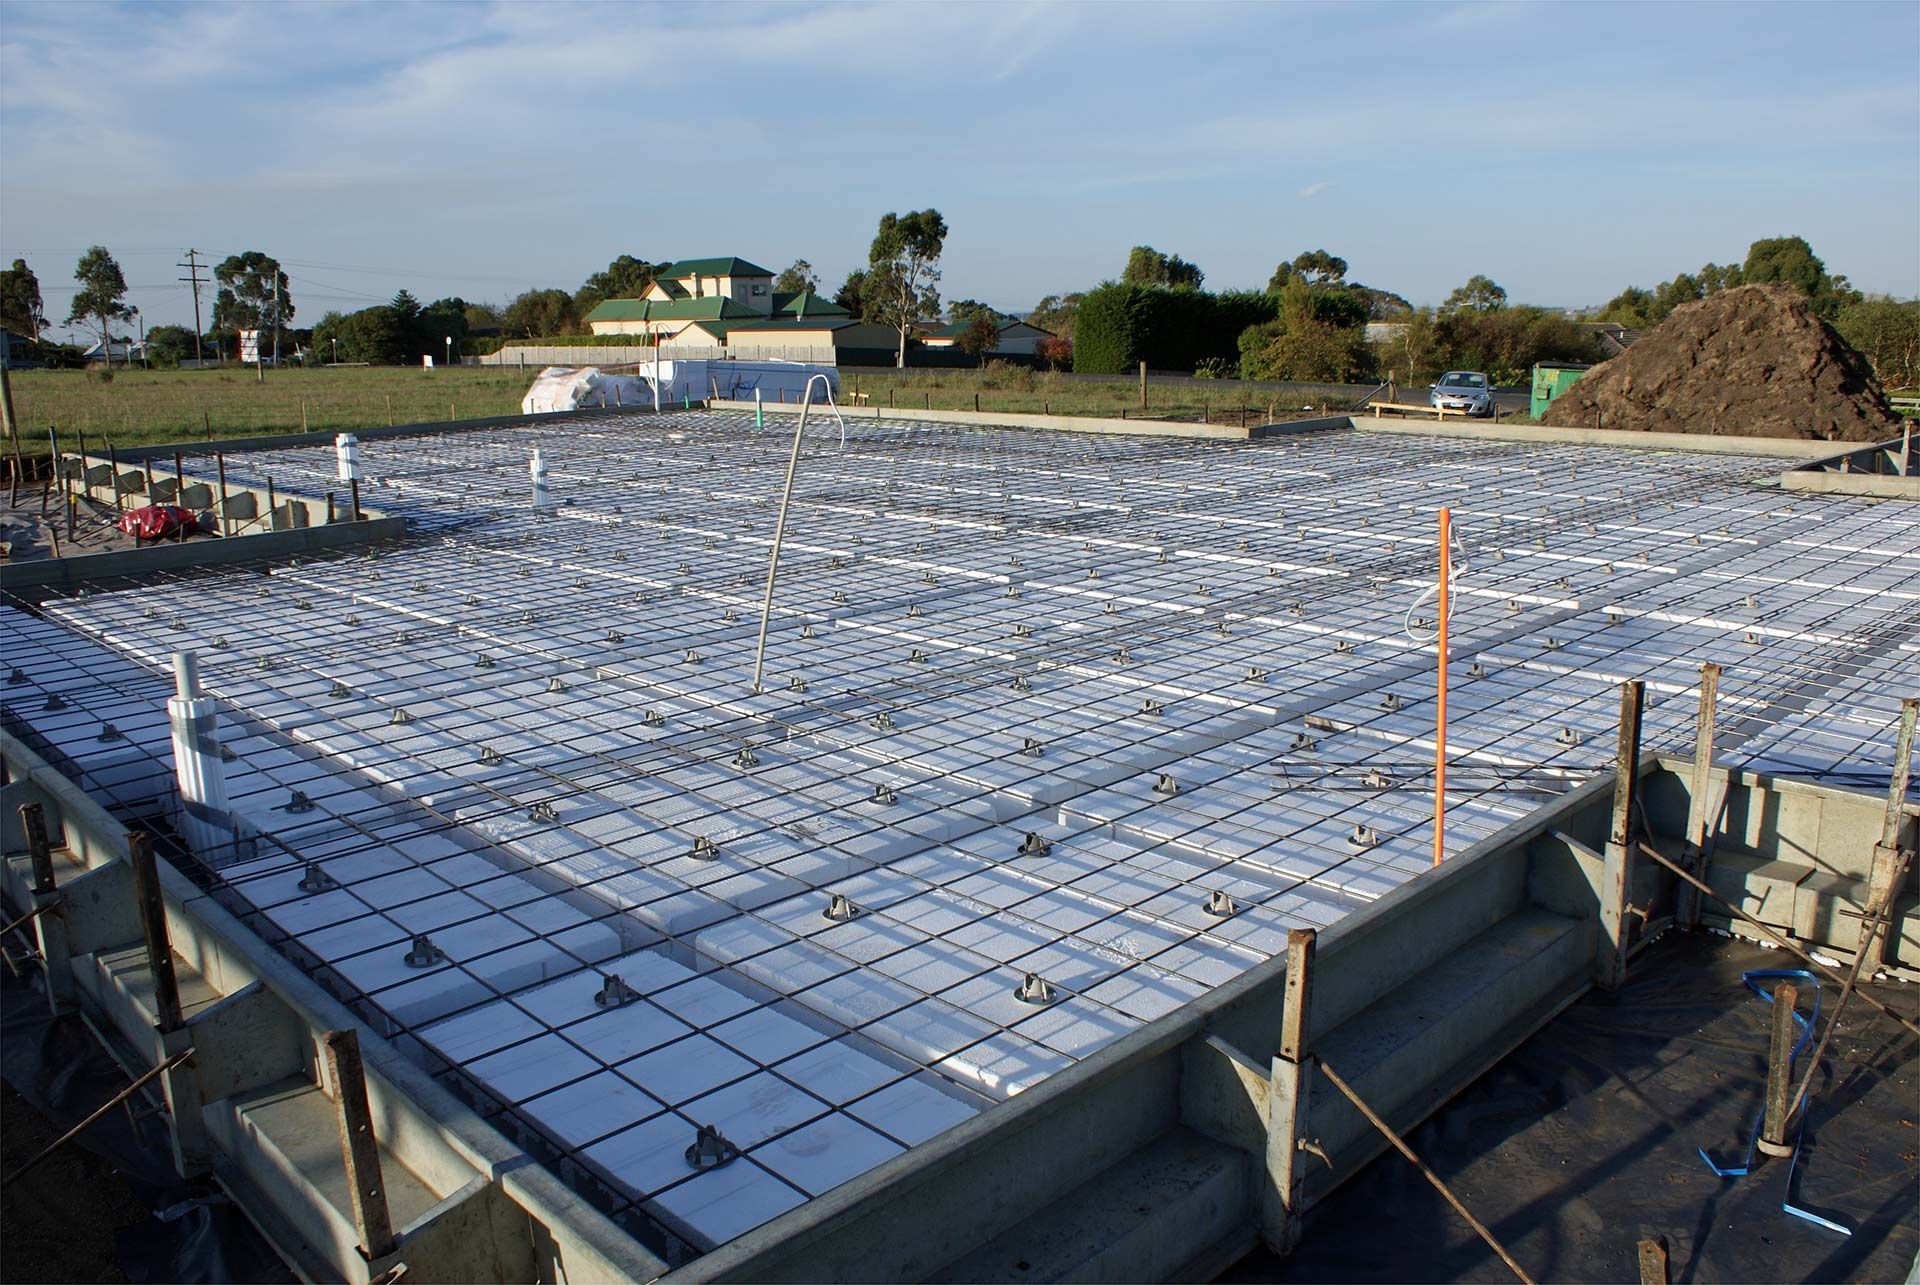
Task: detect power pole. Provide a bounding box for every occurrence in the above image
[177,249,207,365]
[270,270,281,368]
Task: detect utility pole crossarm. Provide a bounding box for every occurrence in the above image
[178,249,207,366]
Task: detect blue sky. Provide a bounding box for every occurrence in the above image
[2,0,1915,335]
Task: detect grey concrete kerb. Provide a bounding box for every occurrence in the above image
[1347,415,1852,459]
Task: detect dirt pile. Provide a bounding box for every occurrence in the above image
[1541,284,1901,441]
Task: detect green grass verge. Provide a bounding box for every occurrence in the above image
[4,365,535,455]
[0,362,1353,460]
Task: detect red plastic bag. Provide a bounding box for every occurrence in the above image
[118,504,199,541]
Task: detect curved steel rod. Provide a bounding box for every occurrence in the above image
[749,375,839,693]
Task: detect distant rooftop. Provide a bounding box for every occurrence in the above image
[662,256,775,279]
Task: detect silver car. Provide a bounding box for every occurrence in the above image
[1429,370,1495,417]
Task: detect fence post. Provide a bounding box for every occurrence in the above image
[324,1029,398,1262]
[1598,680,1645,990]
[215,452,230,537]
[1864,698,1918,970]
[20,802,76,1011]
[1758,981,1800,1156]
[1678,662,1722,929]
[129,830,210,1172]
[1263,927,1316,1252]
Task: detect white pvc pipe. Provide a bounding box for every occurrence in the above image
[335,433,361,482]
[531,447,552,510]
[168,651,236,864]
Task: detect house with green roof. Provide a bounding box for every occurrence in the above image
[917,316,1055,356]
[584,256,857,347]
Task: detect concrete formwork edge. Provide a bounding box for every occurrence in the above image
[0,728,670,1285]
[1348,414,1849,458]
[709,399,1353,442]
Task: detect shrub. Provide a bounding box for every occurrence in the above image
[1248,320,1372,383]
[1034,335,1073,371]
[958,316,1001,365]
[1237,320,1286,379]
[1836,298,1920,389]
[982,359,1036,392]
[1073,283,1278,374]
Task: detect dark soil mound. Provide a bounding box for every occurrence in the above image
[1541,284,1900,441]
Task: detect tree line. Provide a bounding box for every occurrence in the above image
[5,231,1911,390]
[1,246,307,367]
[1040,234,1917,390]
[1594,235,1918,389]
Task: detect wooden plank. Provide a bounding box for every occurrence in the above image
[1369,401,1461,419]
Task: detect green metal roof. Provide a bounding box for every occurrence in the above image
[661,256,774,279]
[584,299,650,322]
[584,296,760,324]
[773,290,850,319]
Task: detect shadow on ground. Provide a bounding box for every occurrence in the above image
[1223,932,1918,1283]
[0,963,292,1284]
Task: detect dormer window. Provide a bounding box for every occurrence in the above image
[752,284,767,296]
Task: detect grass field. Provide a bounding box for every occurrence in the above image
[836,366,1344,424]
[1,363,1348,460]
[4,365,534,455]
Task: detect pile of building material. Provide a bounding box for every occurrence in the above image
[1542,284,1902,441]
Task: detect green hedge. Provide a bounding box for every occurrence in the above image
[1073,284,1278,374]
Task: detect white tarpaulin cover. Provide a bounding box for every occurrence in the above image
[522,366,654,414]
[523,362,839,415]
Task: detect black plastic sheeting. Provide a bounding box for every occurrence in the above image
[0,962,292,1284]
[1224,933,1919,1283]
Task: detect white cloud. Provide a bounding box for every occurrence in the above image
[1300,181,1331,198]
